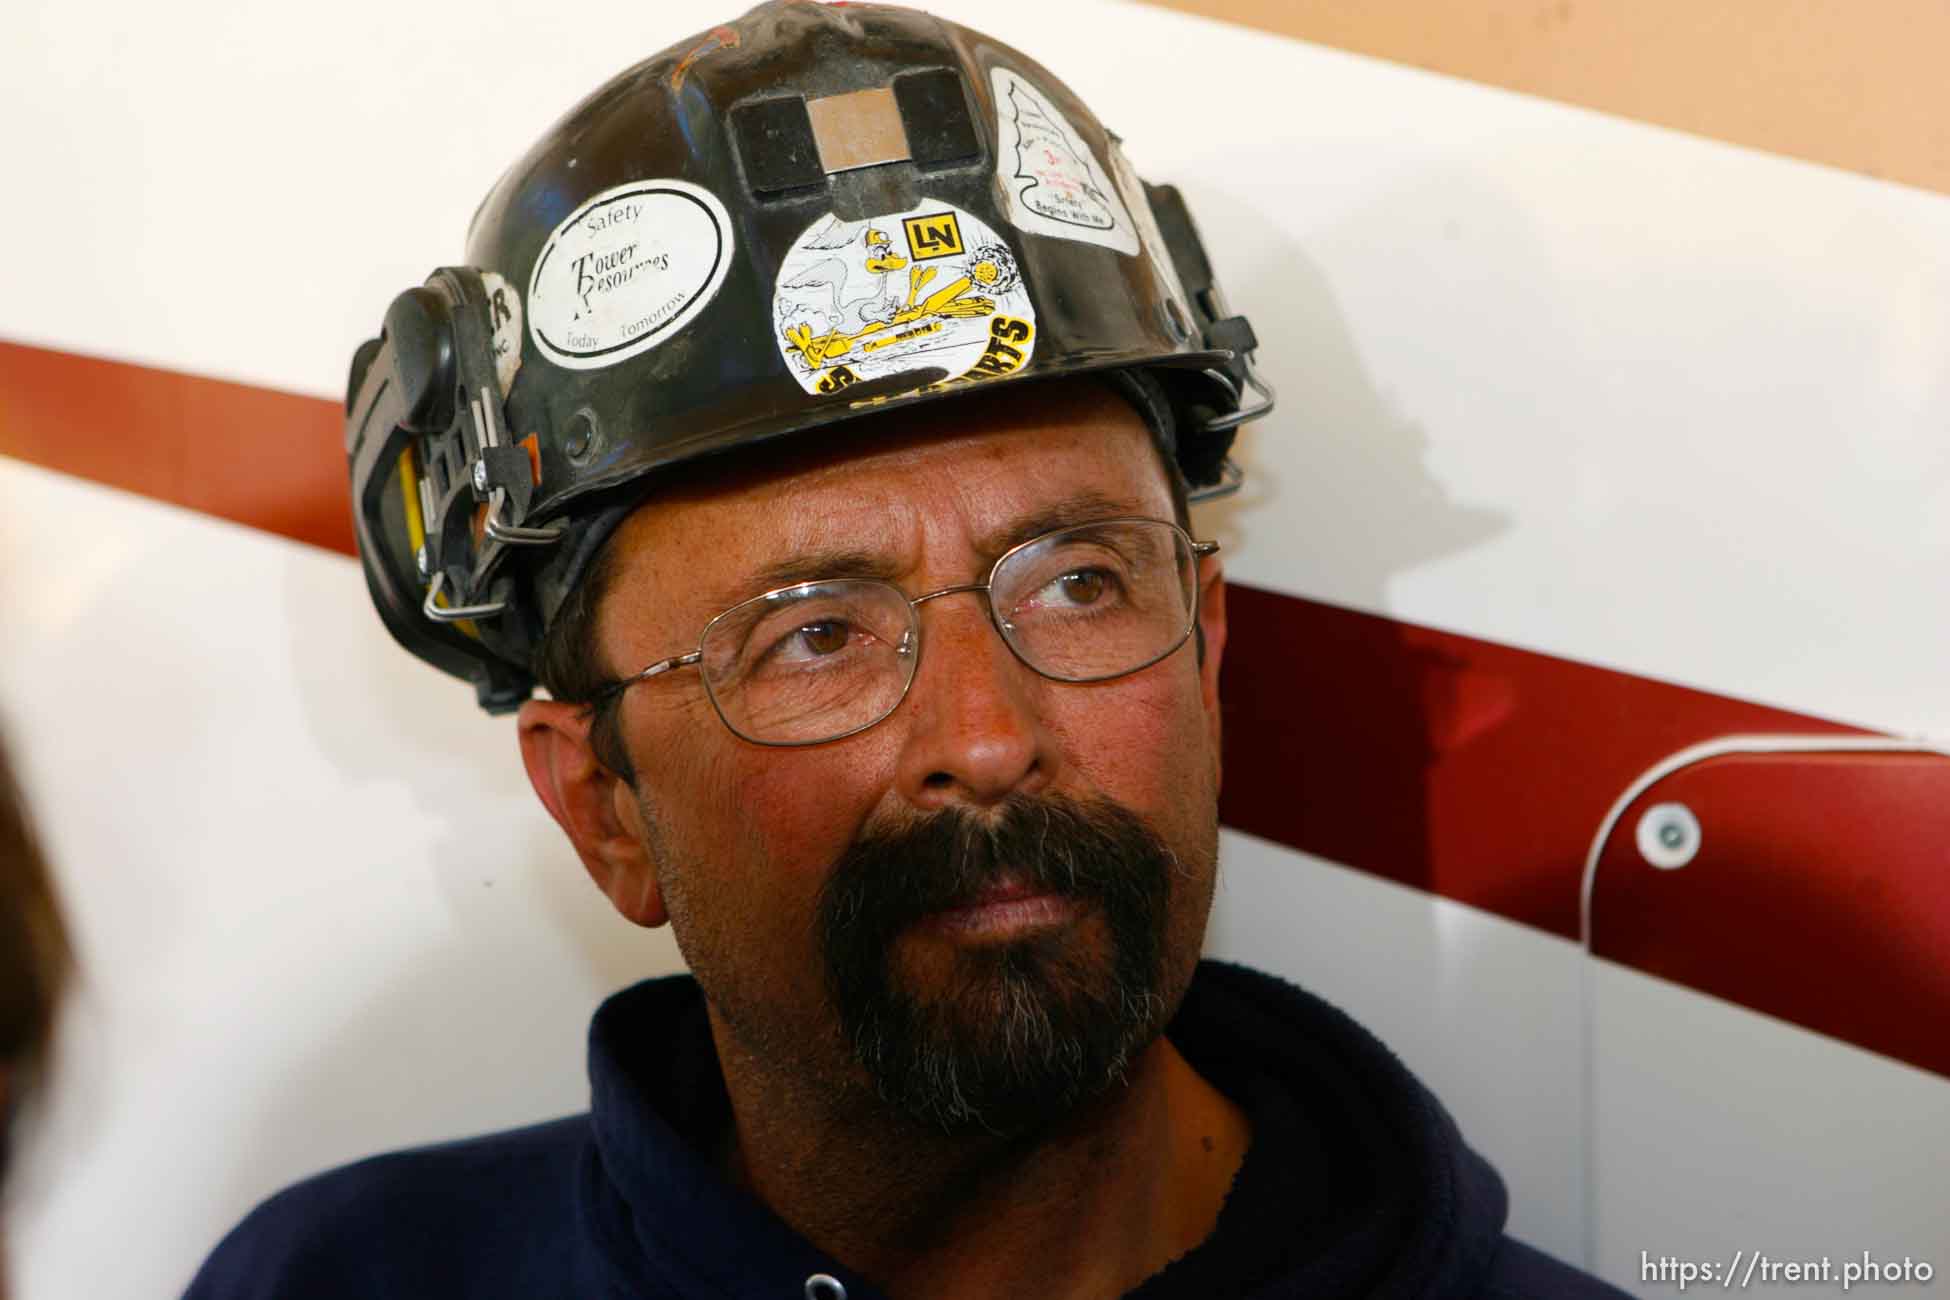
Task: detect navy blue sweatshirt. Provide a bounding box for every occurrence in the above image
[186,961,1627,1298]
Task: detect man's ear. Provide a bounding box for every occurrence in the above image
[1195,556,1228,791]
[518,699,668,928]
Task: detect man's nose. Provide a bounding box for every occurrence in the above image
[892,591,1055,811]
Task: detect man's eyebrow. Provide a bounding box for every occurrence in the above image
[697,547,906,613]
[709,490,1152,609]
[977,490,1153,558]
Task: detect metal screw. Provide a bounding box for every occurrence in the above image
[415,545,430,579]
[472,460,490,493]
[1162,297,1190,343]
[1635,802,1701,870]
[564,408,597,461]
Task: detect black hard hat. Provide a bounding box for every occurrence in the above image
[346,0,1273,712]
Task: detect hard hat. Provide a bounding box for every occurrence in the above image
[345,0,1273,712]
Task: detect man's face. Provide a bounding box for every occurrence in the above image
[581,381,1226,1132]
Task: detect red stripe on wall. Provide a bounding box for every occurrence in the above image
[6,340,1934,1078]
[1217,585,1863,939]
[0,342,352,555]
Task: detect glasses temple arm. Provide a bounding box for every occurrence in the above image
[588,650,704,707]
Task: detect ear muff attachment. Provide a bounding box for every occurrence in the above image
[345,267,544,712]
[1144,183,1274,497]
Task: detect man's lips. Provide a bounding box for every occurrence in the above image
[920,875,1078,939]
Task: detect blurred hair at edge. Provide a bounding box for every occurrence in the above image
[0,724,72,1292]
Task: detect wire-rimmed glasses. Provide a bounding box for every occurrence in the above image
[593,517,1219,747]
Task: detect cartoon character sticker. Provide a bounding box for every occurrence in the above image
[990,66,1138,256]
[773,202,1037,395]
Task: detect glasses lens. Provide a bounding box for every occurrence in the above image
[698,580,917,744]
[992,521,1197,682]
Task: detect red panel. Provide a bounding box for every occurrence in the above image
[0,341,352,555]
[1590,752,1950,1079]
[1218,586,1863,939]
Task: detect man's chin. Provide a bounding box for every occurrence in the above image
[864,930,1160,1135]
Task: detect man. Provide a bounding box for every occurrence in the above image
[2,728,71,1298]
[191,4,1625,1296]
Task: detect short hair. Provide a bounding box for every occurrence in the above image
[532,376,1194,785]
[0,729,70,1176]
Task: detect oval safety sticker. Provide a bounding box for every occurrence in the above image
[773,203,1037,396]
[527,179,733,371]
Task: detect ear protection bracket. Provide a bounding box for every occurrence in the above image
[344,267,544,712]
[1143,183,1275,498]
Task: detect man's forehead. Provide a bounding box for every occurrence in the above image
[609,380,1171,595]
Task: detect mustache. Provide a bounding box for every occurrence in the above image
[818,793,1174,936]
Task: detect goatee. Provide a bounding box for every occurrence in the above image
[817,792,1176,1135]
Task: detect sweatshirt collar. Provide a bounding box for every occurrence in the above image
[581,960,1508,1300]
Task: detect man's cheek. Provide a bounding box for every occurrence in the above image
[1067,678,1195,784]
[729,760,874,879]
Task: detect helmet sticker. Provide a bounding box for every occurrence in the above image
[480,271,524,398]
[1106,142,1190,311]
[990,67,1138,257]
[773,203,1037,396]
[527,179,734,371]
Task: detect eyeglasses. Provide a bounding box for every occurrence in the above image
[594,518,1219,747]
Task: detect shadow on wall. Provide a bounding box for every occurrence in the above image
[283,548,667,1002]
[1187,184,1510,914]
[184,549,687,1242]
